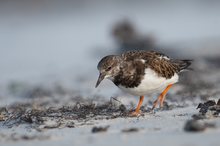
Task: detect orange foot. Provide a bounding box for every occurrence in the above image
[129,96,144,117]
[129,111,141,117]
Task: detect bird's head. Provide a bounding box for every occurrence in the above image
[95,55,121,88]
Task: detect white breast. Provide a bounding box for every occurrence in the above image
[118,68,179,96]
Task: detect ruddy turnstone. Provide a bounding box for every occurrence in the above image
[112,20,155,53]
[95,50,192,116]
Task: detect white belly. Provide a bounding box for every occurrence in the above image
[118,68,179,96]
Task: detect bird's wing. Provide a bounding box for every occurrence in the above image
[121,50,167,61]
[121,50,181,79]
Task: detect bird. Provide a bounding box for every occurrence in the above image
[95,50,192,116]
[112,20,155,53]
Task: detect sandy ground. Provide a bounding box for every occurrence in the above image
[1,105,220,146]
[1,55,220,146]
[1,43,220,146]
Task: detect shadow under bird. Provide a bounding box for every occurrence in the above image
[95,50,192,116]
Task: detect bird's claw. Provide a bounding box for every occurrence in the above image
[129,110,141,117]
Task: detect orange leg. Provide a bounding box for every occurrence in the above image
[130,96,144,116]
[152,84,173,110]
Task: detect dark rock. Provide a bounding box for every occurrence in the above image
[184,119,215,132]
[197,100,217,114]
[119,104,126,112]
[122,127,139,133]
[21,114,33,123]
[184,120,206,132]
[91,126,109,133]
[9,133,50,141]
[196,103,203,109]
[204,100,216,107]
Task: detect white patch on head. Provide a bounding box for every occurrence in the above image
[158,55,170,60]
[139,59,146,63]
[133,59,145,63]
[118,68,178,96]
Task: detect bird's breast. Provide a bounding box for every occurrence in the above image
[118,68,179,96]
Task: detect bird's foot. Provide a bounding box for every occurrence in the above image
[151,104,164,112]
[151,98,165,110]
[129,110,141,117]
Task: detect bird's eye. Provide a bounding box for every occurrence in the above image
[106,66,112,71]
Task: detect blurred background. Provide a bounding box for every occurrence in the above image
[0,0,220,105]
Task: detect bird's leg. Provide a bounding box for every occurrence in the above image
[130,96,144,116]
[159,84,173,107]
[152,95,162,110]
[152,84,173,110]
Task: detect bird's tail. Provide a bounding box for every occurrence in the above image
[173,59,193,71]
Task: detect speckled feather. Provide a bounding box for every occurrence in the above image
[113,50,192,88]
[121,50,191,78]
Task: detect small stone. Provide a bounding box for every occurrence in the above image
[91,126,109,133]
[66,121,75,128]
[184,119,215,132]
[184,120,206,132]
[204,100,216,107]
[196,103,203,109]
[119,104,126,112]
[122,127,139,133]
[197,100,217,114]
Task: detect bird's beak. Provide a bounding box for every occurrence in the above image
[95,73,105,88]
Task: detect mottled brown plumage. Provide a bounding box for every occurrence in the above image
[96,50,192,88]
[121,50,191,79]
